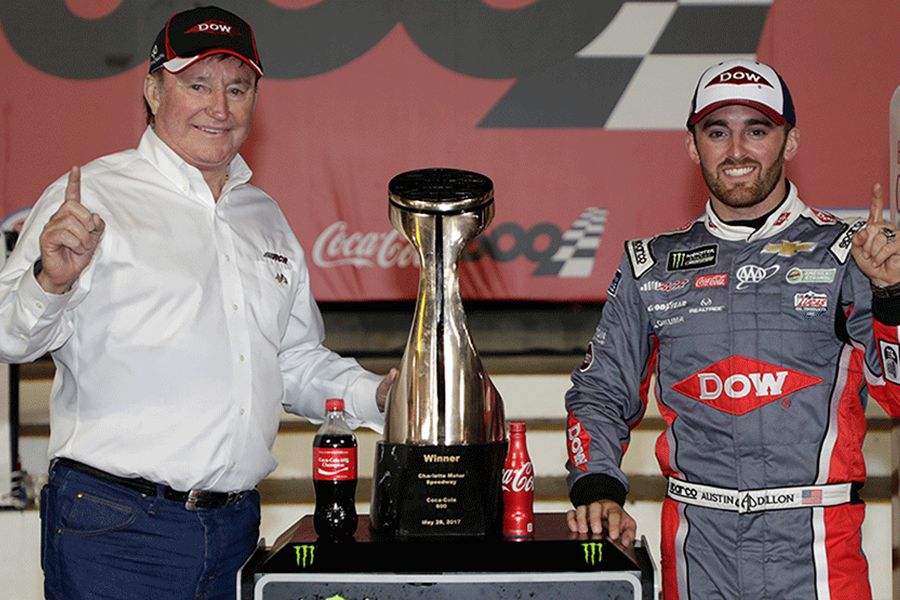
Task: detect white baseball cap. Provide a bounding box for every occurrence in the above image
[687,58,795,127]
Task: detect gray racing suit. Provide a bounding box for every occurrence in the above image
[565,183,900,599]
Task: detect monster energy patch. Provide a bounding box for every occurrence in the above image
[666,244,718,271]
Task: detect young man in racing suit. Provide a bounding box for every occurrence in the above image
[564,58,900,599]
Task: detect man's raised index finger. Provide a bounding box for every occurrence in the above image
[65,166,82,204]
[869,182,884,223]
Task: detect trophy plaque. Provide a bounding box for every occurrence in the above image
[370,168,507,538]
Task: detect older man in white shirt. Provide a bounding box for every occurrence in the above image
[0,6,393,599]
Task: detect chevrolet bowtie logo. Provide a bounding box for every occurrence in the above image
[762,240,815,256]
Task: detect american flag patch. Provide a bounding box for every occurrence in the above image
[802,489,822,505]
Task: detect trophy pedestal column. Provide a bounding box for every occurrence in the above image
[371,168,506,539]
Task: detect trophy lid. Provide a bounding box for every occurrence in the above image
[389,168,493,215]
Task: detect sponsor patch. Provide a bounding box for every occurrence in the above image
[879,342,899,384]
[186,20,241,36]
[809,208,838,224]
[647,300,687,313]
[772,211,791,227]
[640,278,689,293]
[626,238,655,278]
[829,219,865,264]
[607,270,622,297]
[632,240,650,264]
[793,291,828,317]
[735,264,779,290]
[671,356,822,415]
[688,297,725,314]
[762,240,816,256]
[667,244,718,271]
[785,267,835,284]
[567,413,591,471]
[694,273,728,288]
[655,315,685,327]
[706,65,774,88]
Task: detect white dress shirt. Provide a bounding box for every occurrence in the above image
[0,128,383,492]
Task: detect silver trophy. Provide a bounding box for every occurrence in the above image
[370,168,507,538]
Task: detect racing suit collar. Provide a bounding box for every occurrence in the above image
[703,181,803,242]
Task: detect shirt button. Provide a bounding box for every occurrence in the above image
[225,254,231,262]
[35,301,44,310]
[19,334,27,341]
[232,303,239,311]
[239,408,246,416]
[239,354,245,362]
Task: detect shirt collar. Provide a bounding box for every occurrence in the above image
[137,127,253,199]
[703,182,806,242]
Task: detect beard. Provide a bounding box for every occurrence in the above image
[701,154,785,210]
[700,134,789,210]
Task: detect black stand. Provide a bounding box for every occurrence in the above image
[240,513,657,600]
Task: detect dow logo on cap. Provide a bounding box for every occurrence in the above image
[185,20,240,36]
[706,66,773,88]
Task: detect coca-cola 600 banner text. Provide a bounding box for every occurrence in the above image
[1,1,896,301]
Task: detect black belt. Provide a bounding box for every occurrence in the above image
[56,458,247,510]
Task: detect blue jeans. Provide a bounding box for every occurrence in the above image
[41,460,261,600]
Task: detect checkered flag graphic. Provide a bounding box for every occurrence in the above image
[481,0,773,129]
[533,207,607,277]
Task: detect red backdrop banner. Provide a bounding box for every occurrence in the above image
[1,1,897,301]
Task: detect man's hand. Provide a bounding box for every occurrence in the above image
[851,183,900,288]
[375,368,399,412]
[37,166,106,294]
[566,500,637,547]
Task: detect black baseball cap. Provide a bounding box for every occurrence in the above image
[149,6,263,76]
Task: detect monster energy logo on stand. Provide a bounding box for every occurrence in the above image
[294,544,315,568]
[582,542,603,566]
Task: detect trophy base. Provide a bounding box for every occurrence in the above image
[369,441,507,539]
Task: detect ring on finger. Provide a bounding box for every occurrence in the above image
[880,226,897,243]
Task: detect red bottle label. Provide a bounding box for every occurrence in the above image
[502,460,535,536]
[502,461,535,493]
[313,448,357,481]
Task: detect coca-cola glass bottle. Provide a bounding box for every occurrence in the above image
[502,421,534,537]
[313,399,358,539]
